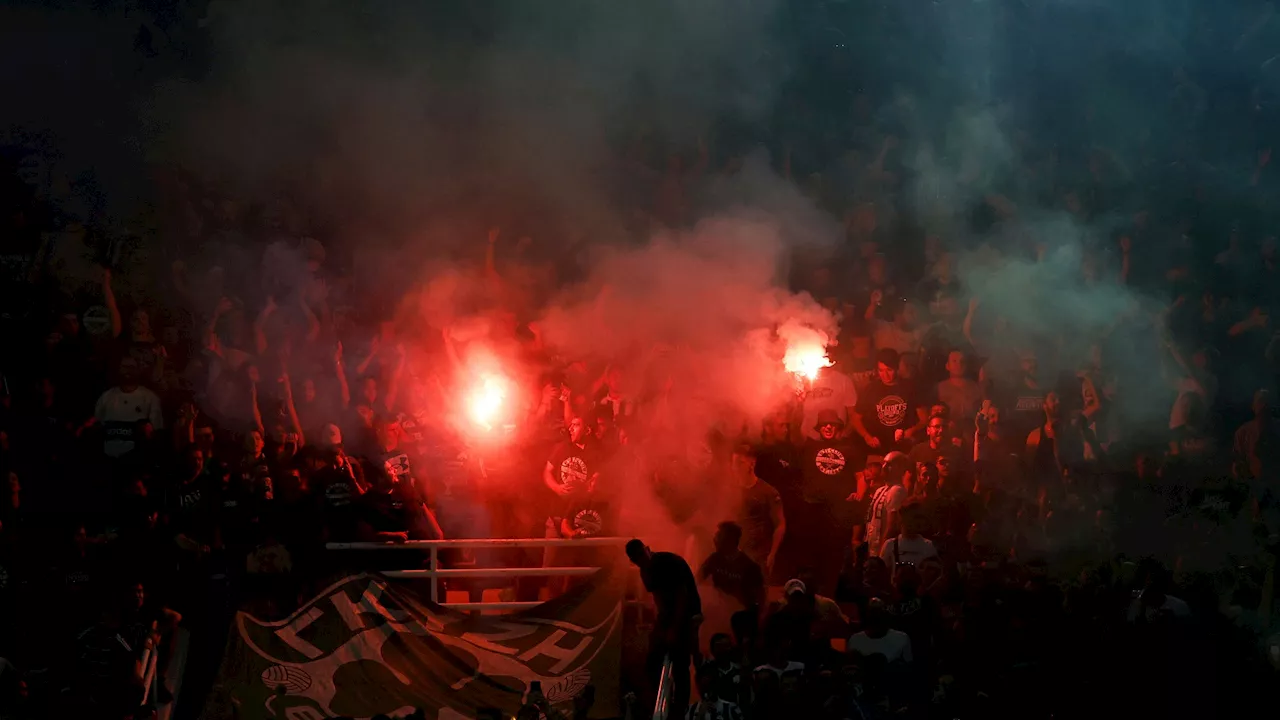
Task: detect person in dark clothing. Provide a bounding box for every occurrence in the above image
[627,539,702,715]
[698,521,765,613]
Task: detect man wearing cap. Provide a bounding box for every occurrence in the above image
[794,409,863,590]
[801,410,864,502]
[799,363,858,441]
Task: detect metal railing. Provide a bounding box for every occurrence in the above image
[326,536,631,610]
[652,655,674,720]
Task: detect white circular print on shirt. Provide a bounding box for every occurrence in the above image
[815,447,847,475]
[572,508,604,535]
[559,456,588,489]
[876,395,908,427]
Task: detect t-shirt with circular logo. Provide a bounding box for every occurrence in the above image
[860,379,920,449]
[560,495,612,537]
[547,441,595,495]
[799,438,863,505]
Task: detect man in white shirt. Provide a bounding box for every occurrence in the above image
[95,357,165,458]
[847,599,913,664]
[863,452,910,551]
[801,365,858,440]
[879,502,938,566]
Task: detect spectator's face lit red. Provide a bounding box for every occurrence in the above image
[927,419,944,442]
[877,362,896,384]
[568,418,587,443]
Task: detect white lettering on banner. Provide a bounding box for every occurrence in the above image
[461,621,541,655]
[274,607,325,660]
[240,575,619,718]
[518,629,592,674]
[330,582,412,631]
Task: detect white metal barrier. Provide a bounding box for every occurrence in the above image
[326,537,631,610]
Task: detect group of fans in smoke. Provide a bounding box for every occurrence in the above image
[1,179,1278,720]
[3,40,1280,720]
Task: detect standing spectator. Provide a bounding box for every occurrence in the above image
[626,539,702,715]
[864,453,910,552]
[94,357,164,459]
[854,350,926,452]
[697,522,765,614]
[935,351,982,436]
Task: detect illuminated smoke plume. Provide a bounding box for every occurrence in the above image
[779,319,835,381]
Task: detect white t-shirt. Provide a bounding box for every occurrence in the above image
[865,484,906,550]
[848,629,913,663]
[802,369,857,439]
[95,386,164,458]
[879,535,938,566]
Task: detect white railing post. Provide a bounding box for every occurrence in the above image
[429,546,439,603]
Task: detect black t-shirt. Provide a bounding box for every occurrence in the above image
[642,551,703,628]
[697,551,764,609]
[369,446,417,490]
[547,441,596,495]
[168,478,208,540]
[314,465,360,538]
[860,379,920,448]
[238,455,274,502]
[208,478,255,545]
[559,493,613,537]
[359,483,422,534]
[907,441,962,474]
[799,437,863,505]
[425,440,472,503]
[1009,382,1046,437]
[754,442,801,490]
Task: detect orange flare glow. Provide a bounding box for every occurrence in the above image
[779,322,834,381]
[467,374,509,429]
[783,343,833,381]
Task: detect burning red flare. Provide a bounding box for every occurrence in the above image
[779,322,833,381]
[467,373,509,430]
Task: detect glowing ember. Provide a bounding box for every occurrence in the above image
[779,322,834,381]
[467,374,509,429]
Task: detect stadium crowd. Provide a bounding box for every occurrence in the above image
[4,4,1280,720]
